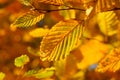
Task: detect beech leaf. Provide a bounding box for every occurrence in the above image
[40,20,83,61]
[11,11,45,27]
[96,48,120,72]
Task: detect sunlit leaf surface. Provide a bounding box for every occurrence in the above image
[11,10,45,27]
[18,0,32,6]
[40,20,83,61]
[77,40,110,69]
[97,11,119,36]
[25,67,55,79]
[95,0,120,12]
[1,0,120,79]
[29,28,49,38]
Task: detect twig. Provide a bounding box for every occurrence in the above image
[34,8,85,13]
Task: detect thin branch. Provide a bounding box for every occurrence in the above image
[110,8,120,11]
[47,8,85,12]
[45,7,120,13]
[34,8,85,13]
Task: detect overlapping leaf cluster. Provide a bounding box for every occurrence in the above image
[12,0,120,79]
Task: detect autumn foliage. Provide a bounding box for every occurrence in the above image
[0,0,120,80]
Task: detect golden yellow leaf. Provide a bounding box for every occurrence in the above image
[32,0,64,6]
[97,11,119,36]
[95,0,120,12]
[40,20,83,61]
[54,54,78,80]
[29,28,49,38]
[59,6,76,20]
[0,72,5,80]
[77,39,110,69]
[11,10,45,27]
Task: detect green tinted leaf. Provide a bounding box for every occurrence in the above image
[14,55,30,67]
[0,72,5,80]
[11,11,45,28]
[18,0,32,6]
[24,67,55,79]
[24,69,38,76]
[34,67,55,79]
[34,70,54,79]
